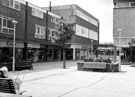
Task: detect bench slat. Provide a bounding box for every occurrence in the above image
[0,78,16,94]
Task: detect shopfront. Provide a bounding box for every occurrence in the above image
[0,41,24,62]
[27,43,43,62]
[47,45,61,61]
[27,43,62,62]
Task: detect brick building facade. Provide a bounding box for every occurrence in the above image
[0,0,62,62]
[43,4,99,60]
[113,0,135,61]
[0,0,99,62]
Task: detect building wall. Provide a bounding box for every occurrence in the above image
[26,3,47,44]
[113,0,135,62]
[44,4,99,44]
[113,5,135,47]
[43,4,99,60]
[0,0,26,41]
[0,0,63,62]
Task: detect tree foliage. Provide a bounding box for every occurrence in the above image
[52,22,75,45]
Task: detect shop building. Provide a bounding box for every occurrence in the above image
[43,4,100,60]
[113,0,135,62]
[0,0,62,62]
[26,2,62,62]
[0,0,26,62]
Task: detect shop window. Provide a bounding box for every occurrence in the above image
[47,49,53,58]
[16,49,23,61]
[3,0,20,11]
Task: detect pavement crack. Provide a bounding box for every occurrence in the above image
[23,70,75,82]
[57,88,79,97]
[86,74,110,88]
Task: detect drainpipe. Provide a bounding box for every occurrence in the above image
[45,11,48,61]
[49,1,51,12]
[24,1,28,60]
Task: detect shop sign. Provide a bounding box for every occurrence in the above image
[0,41,24,48]
[6,42,13,46]
[6,42,24,48]
[40,45,46,48]
[28,43,40,48]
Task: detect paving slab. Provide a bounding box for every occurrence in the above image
[8,61,135,97]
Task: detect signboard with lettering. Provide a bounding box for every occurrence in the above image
[28,43,40,48]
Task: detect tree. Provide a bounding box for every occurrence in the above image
[52,22,75,68]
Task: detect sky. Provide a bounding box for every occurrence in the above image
[25,0,114,44]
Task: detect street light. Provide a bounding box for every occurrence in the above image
[91,40,93,58]
[12,20,18,71]
[118,28,122,71]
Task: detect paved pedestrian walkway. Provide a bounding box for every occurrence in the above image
[9,61,135,97]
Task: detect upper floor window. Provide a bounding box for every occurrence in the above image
[130,2,135,7]
[35,24,46,39]
[0,15,16,34]
[115,2,135,8]
[32,8,43,19]
[116,3,129,8]
[76,9,98,27]
[3,0,20,11]
[50,16,60,24]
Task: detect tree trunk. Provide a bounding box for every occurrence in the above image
[63,45,66,69]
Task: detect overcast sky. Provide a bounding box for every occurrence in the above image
[25,0,113,43]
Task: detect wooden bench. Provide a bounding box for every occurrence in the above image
[0,78,32,97]
[82,62,107,71]
[0,78,16,94]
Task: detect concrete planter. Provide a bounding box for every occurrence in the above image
[106,63,119,72]
[77,63,84,71]
[130,62,135,67]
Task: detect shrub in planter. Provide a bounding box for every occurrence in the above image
[84,58,94,62]
[94,58,102,62]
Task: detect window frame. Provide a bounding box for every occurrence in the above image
[0,15,16,34]
[130,2,135,7]
[3,0,21,11]
[35,24,46,39]
[32,8,43,19]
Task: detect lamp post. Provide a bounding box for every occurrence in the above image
[12,20,18,71]
[91,40,93,58]
[118,28,122,71]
